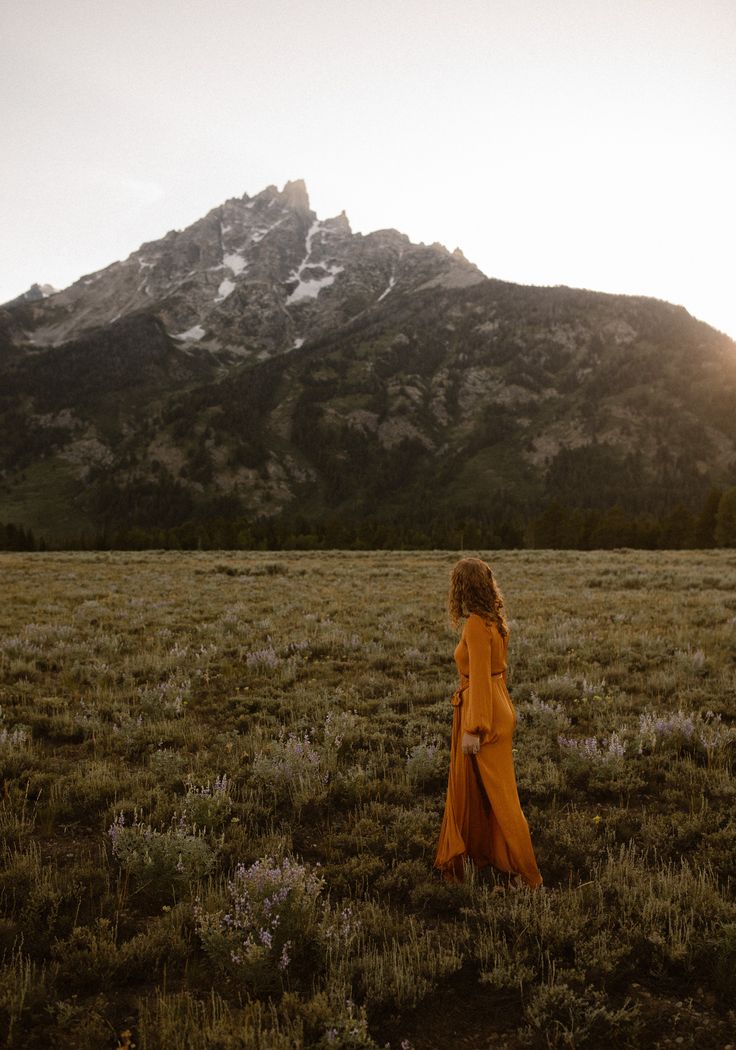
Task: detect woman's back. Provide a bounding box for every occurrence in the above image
[453,611,509,678]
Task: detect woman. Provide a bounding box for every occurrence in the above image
[433,557,543,890]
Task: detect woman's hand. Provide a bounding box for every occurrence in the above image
[462,731,481,755]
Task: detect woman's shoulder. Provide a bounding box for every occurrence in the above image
[466,612,509,637]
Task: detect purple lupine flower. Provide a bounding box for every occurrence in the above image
[278,939,291,970]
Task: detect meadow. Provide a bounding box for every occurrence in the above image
[0,547,734,1049]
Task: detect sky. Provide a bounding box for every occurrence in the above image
[1,0,735,339]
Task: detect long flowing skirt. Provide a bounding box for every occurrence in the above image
[433,682,543,888]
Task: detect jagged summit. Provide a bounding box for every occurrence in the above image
[280,178,311,214]
[3,177,486,357]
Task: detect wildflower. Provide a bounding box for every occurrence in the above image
[246,645,280,670]
[607,731,625,757]
[107,810,126,849]
[278,939,291,971]
[557,731,627,763]
[194,854,325,981]
[638,709,697,750]
[0,725,30,750]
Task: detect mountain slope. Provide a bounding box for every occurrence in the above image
[150,278,736,520]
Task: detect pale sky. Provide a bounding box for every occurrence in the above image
[1,0,734,338]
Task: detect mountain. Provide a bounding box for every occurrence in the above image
[1,178,735,545]
[2,179,483,361]
[3,282,58,308]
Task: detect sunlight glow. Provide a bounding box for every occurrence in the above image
[1,0,734,339]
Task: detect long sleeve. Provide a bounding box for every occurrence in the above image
[461,615,494,739]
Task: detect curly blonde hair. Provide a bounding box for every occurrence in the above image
[448,557,509,637]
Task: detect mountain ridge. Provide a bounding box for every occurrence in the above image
[2,178,485,361]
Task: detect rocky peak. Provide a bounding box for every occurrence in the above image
[5,177,487,357]
[280,178,311,215]
[322,209,352,236]
[1,281,58,308]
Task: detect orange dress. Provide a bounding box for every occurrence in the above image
[433,612,543,889]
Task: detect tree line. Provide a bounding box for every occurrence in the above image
[2,486,735,551]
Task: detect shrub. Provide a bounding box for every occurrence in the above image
[180,773,233,830]
[310,996,381,1049]
[405,738,444,786]
[638,707,735,763]
[0,708,33,776]
[246,644,281,670]
[138,671,191,718]
[516,692,572,733]
[519,977,641,1048]
[193,853,328,999]
[250,729,329,810]
[107,808,218,895]
[557,729,645,795]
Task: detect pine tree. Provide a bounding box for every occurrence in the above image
[715,487,736,547]
[694,487,723,547]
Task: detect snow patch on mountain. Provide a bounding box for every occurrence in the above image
[173,324,207,341]
[285,220,345,303]
[215,278,236,301]
[221,252,246,275]
[287,263,344,304]
[289,220,321,279]
[377,274,397,301]
[249,217,287,243]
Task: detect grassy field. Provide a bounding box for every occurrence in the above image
[0,548,734,1049]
